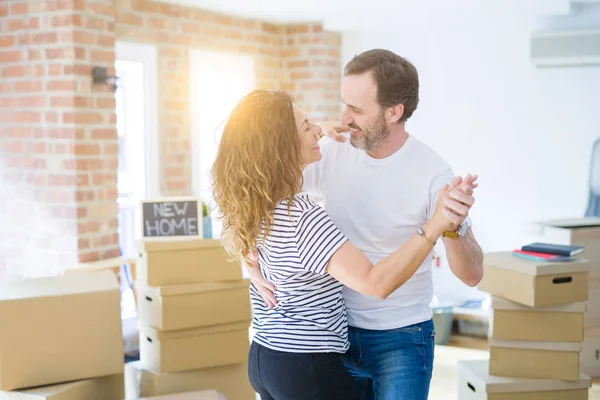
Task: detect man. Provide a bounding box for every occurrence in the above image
[250,49,484,399]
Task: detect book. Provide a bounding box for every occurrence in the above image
[520,242,584,257]
[512,249,574,262]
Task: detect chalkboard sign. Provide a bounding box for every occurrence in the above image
[141,198,202,238]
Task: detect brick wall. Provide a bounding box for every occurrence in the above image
[0,0,341,278]
[115,0,341,195]
[0,0,119,278]
[281,23,342,122]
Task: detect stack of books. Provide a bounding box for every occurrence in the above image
[512,242,584,262]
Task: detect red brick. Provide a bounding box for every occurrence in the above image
[75,96,89,107]
[262,23,279,34]
[3,141,25,153]
[44,0,74,12]
[85,15,105,30]
[47,127,77,139]
[0,5,8,17]
[103,143,119,155]
[73,30,95,45]
[32,32,58,44]
[90,49,114,64]
[287,60,309,68]
[30,142,48,154]
[49,174,78,186]
[76,190,95,201]
[0,50,22,63]
[51,14,81,27]
[96,97,115,109]
[14,111,41,123]
[6,127,33,138]
[46,80,77,91]
[28,49,42,61]
[291,71,312,80]
[181,22,199,34]
[78,238,90,250]
[46,47,75,60]
[118,12,143,25]
[8,18,28,31]
[64,112,104,124]
[0,37,14,48]
[97,34,114,47]
[2,65,26,78]
[16,96,47,107]
[131,0,158,13]
[89,2,114,16]
[79,251,100,263]
[286,25,309,34]
[158,3,183,17]
[45,111,59,123]
[51,96,75,107]
[224,30,243,40]
[75,143,101,155]
[313,24,324,33]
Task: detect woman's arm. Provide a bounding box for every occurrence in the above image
[325,218,445,299]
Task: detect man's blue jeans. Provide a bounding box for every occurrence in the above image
[342,319,436,400]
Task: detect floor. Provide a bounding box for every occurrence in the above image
[430,336,600,400]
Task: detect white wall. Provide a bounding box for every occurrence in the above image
[341,9,600,304]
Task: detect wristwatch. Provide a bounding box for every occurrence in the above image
[443,222,468,239]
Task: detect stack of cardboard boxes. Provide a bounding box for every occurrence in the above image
[0,271,125,400]
[534,217,600,377]
[128,237,255,400]
[457,251,593,399]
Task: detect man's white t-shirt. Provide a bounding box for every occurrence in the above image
[303,134,466,330]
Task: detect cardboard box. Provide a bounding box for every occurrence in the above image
[137,238,242,286]
[138,280,251,331]
[0,271,124,391]
[489,339,581,381]
[489,296,585,342]
[478,252,589,307]
[140,321,250,373]
[458,359,591,400]
[0,374,124,400]
[124,361,255,400]
[136,390,225,400]
[581,337,600,378]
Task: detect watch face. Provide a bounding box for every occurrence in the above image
[459,222,469,237]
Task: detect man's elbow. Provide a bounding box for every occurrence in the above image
[462,265,484,287]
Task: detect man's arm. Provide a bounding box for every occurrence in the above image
[429,173,484,287]
[443,228,483,287]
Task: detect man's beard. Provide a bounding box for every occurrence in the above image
[349,114,389,152]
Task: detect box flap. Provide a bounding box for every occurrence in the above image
[141,321,250,340]
[484,252,590,276]
[539,217,600,229]
[0,270,118,301]
[137,238,224,252]
[136,390,225,400]
[489,339,582,352]
[457,359,591,393]
[138,280,250,297]
[491,296,587,312]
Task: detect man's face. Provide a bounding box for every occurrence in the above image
[340,71,388,152]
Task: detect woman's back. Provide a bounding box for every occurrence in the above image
[251,193,349,353]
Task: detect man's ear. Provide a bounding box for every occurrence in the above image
[388,104,404,123]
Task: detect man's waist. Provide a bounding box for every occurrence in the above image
[345,303,433,331]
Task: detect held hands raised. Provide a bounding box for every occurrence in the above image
[428,174,478,238]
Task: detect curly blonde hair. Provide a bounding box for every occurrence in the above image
[211,90,303,266]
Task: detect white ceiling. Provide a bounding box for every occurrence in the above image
[156,0,599,29]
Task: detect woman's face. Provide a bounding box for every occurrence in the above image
[293,105,323,166]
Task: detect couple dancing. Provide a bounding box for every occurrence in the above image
[211,49,484,400]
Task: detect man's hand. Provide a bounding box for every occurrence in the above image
[316,121,349,142]
[246,249,278,308]
[443,174,478,229]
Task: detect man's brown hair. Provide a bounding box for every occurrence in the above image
[344,49,419,121]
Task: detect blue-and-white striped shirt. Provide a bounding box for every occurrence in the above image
[250,193,349,353]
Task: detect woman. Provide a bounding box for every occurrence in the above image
[211,90,475,400]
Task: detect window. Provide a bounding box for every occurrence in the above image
[189,50,256,238]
